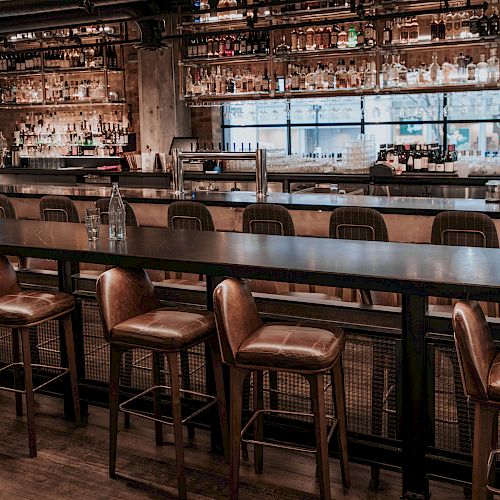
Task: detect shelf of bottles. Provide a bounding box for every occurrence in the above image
[14,107,132,158]
[179,0,500,102]
[0,23,125,107]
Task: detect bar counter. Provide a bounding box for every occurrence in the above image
[2,219,500,498]
[2,182,500,216]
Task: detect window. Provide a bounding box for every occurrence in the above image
[222,90,500,159]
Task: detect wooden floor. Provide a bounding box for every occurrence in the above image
[0,392,465,499]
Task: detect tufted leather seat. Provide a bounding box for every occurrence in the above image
[453,301,500,499]
[111,308,214,351]
[213,277,349,500]
[0,291,74,326]
[0,255,80,458]
[96,267,228,500]
[236,324,344,371]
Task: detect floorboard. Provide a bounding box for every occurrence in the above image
[0,392,464,499]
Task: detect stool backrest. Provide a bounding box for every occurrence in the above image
[329,207,389,241]
[0,256,21,296]
[0,195,16,219]
[243,204,295,236]
[96,198,138,227]
[453,300,496,402]
[40,195,80,223]
[168,201,215,231]
[96,267,161,340]
[213,277,262,365]
[431,211,499,248]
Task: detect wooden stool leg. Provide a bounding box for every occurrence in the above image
[109,345,123,478]
[20,328,36,458]
[167,352,187,500]
[309,373,331,500]
[230,367,249,500]
[122,350,133,429]
[472,402,498,500]
[332,363,350,488]
[62,316,81,425]
[12,328,23,417]
[152,352,163,446]
[208,337,229,463]
[180,350,195,441]
[253,370,264,474]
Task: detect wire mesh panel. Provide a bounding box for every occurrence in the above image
[433,343,473,454]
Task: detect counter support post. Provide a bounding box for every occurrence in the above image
[255,148,268,199]
[401,293,429,500]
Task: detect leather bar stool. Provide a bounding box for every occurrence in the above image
[452,301,500,500]
[431,210,499,316]
[0,194,16,219]
[213,278,349,500]
[168,200,215,232]
[0,255,80,457]
[329,206,398,306]
[96,197,138,227]
[40,195,80,223]
[329,206,397,487]
[96,267,228,500]
[432,211,500,459]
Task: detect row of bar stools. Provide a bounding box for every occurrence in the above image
[213,277,350,500]
[96,267,229,500]
[0,255,81,457]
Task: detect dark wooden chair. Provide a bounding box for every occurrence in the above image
[40,195,80,223]
[168,201,215,231]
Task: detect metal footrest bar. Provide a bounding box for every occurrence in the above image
[487,449,500,494]
[241,408,337,454]
[36,335,60,354]
[0,361,69,393]
[83,336,108,357]
[119,384,217,426]
[382,384,397,415]
[131,351,206,378]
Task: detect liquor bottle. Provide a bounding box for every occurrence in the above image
[398,146,408,172]
[330,25,338,48]
[479,9,490,36]
[490,8,499,36]
[421,145,428,170]
[460,11,470,38]
[306,25,315,50]
[438,14,446,40]
[427,145,437,172]
[377,145,387,164]
[488,48,499,83]
[364,20,376,47]
[347,59,357,88]
[337,26,348,48]
[469,10,480,36]
[347,24,357,48]
[409,17,419,43]
[290,28,298,51]
[400,18,410,44]
[382,20,392,45]
[357,25,365,47]
[298,29,307,50]
[477,53,488,83]
[413,144,422,171]
[314,26,322,50]
[445,11,454,38]
[381,54,390,88]
[467,57,476,83]
[435,149,445,172]
[444,146,455,172]
[429,52,440,84]
[322,26,331,49]
[335,59,348,89]
[452,11,462,39]
[431,16,439,40]
[457,53,467,82]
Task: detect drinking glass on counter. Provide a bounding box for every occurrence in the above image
[84,207,101,241]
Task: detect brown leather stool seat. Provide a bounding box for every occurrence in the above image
[111,308,214,350]
[214,278,349,500]
[236,324,343,371]
[453,300,500,499]
[0,290,74,325]
[96,267,228,500]
[0,256,80,458]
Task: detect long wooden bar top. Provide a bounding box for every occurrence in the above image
[2,183,500,217]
